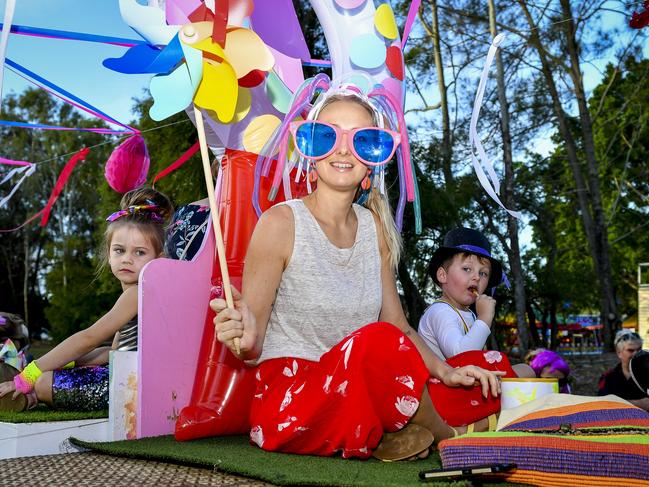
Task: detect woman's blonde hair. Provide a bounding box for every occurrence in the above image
[98,186,173,272]
[365,188,402,270]
[315,94,402,270]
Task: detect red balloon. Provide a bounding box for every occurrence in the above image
[174,148,308,441]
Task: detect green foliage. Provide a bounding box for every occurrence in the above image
[590,58,649,317]
[43,255,117,342]
[0,89,112,337]
[130,96,205,207]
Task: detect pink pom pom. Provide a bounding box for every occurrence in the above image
[104,135,150,193]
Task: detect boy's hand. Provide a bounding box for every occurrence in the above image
[442,365,504,398]
[475,294,496,327]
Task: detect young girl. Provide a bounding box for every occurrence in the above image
[0,187,172,411]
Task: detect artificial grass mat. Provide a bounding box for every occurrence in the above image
[71,435,512,487]
[0,405,107,423]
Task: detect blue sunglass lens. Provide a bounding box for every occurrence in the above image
[295,123,337,158]
[353,129,394,164]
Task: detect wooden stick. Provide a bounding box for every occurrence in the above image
[193,106,240,355]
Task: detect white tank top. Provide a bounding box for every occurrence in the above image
[257,199,382,363]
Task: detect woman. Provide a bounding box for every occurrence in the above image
[212,81,502,461]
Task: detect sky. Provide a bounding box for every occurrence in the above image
[3,1,646,130]
[1,0,151,126]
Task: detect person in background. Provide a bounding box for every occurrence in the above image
[598,330,648,411]
[525,349,572,393]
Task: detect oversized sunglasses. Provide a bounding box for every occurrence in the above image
[289,121,401,166]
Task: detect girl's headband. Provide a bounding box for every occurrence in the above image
[106,201,163,223]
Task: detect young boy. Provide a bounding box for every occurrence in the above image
[418,228,502,361]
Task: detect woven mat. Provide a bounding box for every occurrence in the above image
[0,451,275,487]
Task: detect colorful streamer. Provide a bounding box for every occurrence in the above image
[39,147,90,227]
[401,0,422,49]
[0,119,131,135]
[5,58,137,133]
[152,141,200,184]
[0,0,16,113]
[0,164,35,209]
[469,34,522,219]
[0,22,147,47]
[0,156,32,166]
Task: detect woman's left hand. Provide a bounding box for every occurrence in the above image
[442,365,504,398]
[0,379,19,400]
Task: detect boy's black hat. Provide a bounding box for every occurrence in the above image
[428,227,503,289]
[630,350,649,397]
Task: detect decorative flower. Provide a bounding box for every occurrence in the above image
[250,425,264,447]
[484,350,503,364]
[394,395,419,417]
[395,375,415,390]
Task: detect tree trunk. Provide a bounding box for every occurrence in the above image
[419,1,461,225]
[527,301,540,347]
[398,261,428,329]
[550,301,558,350]
[428,0,453,188]
[488,0,529,357]
[516,1,614,350]
[558,0,618,349]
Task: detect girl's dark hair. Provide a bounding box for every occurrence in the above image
[99,187,173,271]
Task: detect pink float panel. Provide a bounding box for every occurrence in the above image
[136,219,215,438]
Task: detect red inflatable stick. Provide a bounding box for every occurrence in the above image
[175,149,307,441]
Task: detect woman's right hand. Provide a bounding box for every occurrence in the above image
[211,285,258,358]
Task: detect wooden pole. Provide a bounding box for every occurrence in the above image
[193,105,240,355]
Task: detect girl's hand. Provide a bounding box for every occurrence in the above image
[0,379,20,400]
[211,285,257,358]
[475,294,496,327]
[442,365,504,398]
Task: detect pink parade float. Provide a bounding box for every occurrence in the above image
[102,0,419,441]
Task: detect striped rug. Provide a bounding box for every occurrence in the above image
[439,399,649,486]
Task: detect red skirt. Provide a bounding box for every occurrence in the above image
[249,322,430,458]
[428,350,516,426]
[249,323,513,458]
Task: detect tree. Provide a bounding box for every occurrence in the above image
[0,88,112,337]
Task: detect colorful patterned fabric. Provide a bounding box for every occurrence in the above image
[165,203,210,261]
[499,399,649,432]
[52,365,109,411]
[439,399,649,486]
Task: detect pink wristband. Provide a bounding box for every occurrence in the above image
[13,373,34,394]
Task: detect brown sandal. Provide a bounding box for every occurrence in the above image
[372,423,434,462]
[0,363,28,412]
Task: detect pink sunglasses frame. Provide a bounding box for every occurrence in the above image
[288,120,401,167]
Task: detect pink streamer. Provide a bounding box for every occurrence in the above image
[0,157,32,167]
[0,0,16,112]
[368,87,415,202]
[7,63,138,133]
[401,0,422,49]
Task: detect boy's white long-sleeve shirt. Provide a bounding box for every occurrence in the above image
[417,303,491,360]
